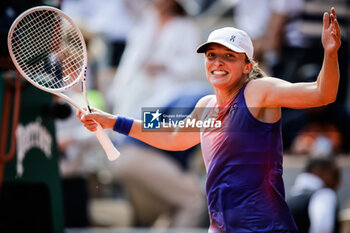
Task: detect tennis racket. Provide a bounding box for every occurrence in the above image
[8,6,120,161]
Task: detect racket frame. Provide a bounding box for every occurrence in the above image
[8,6,120,161]
[8,6,87,96]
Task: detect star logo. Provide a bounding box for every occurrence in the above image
[143,109,162,129]
[151,109,161,122]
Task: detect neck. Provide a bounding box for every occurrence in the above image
[215,79,247,105]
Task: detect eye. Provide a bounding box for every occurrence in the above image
[226,53,235,59]
[206,52,215,59]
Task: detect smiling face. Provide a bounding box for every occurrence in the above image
[205,43,252,90]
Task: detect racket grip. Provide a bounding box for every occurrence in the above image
[94,123,120,161]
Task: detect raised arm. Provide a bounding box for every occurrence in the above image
[248,8,341,109]
[77,95,213,151]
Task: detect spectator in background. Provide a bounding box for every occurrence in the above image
[287,157,341,233]
[107,0,208,117]
[233,0,304,73]
[105,0,209,228]
[277,0,348,86]
[61,0,137,89]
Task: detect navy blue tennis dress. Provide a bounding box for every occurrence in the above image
[200,83,298,232]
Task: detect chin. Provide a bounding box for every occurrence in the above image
[208,76,232,88]
[210,81,230,89]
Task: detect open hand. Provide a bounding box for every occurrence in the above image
[322,7,341,55]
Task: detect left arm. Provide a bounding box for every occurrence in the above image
[252,8,341,109]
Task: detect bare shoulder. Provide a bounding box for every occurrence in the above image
[245,77,283,107]
[195,95,215,108]
[245,78,282,122]
[190,95,215,119]
[245,77,286,95]
[246,77,282,90]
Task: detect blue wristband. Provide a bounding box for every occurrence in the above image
[113,116,134,135]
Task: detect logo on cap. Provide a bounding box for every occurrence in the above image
[230,35,236,42]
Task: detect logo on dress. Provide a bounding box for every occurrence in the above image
[230,102,237,115]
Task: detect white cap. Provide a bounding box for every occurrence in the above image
[196,27,254,61]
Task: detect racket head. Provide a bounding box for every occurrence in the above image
[8,6,88,93]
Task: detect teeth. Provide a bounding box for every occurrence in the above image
[212,70,227,75]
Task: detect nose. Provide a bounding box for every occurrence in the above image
[214,57,224,66]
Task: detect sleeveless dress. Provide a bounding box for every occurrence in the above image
[200,83,297,232]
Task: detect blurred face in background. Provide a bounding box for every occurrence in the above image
[323,164,341,190]
[151,0,185,17]
[314,163,341,190]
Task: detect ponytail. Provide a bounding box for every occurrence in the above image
[246,59,268,81]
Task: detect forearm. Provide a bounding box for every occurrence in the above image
[116,118,200,151]
[80,94,212,152]
[317,52,339,104]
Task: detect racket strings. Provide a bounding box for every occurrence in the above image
[10,9,85,91]
[13,14,78,89]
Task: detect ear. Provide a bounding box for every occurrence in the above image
[243,62,253,75]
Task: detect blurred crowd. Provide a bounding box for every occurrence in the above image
[1,0,350,231]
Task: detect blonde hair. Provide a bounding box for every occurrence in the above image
[246,58,267,81]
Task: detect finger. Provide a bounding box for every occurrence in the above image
[81,113,93,122]
[85,125,97,132]
[323,12,330,30]
[332,17,341,36]
[330,13,336,34]
[82,113,100,124]
[84,121,98,130]
[331,7,336,17]
[76,109,83,120]
[331,32,341,44]
[83,118,95,124]
[84,122,97,128]
[88,125,98,131]
[330,8,339,33]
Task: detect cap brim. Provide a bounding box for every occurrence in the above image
[196,42,211,53]
[196,40,246,54]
